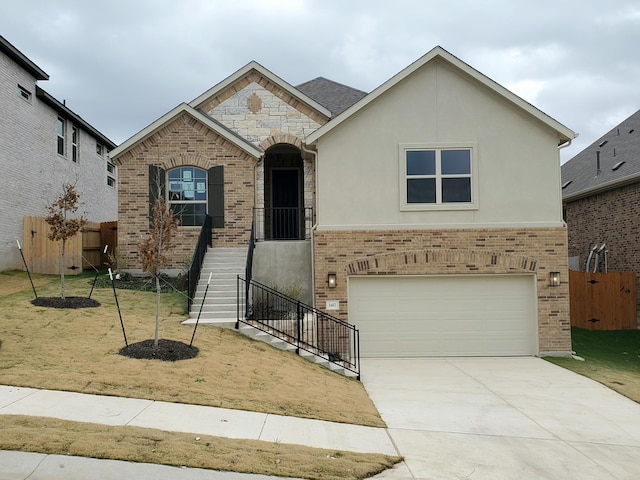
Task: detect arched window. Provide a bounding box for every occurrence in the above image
[168,167,207,226]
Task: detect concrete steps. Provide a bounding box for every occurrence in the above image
[184,246,357,378]
[188,247,245,324]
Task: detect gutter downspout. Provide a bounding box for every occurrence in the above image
[301,142,318,308]
[558,134,577,228]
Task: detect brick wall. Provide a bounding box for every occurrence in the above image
[0,49,116,271]
[565,182,640,321]
[115,112,256,271]
[313,226,571,355]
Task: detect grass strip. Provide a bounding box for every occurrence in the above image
[0,415,401,480]
[546,327,640,403]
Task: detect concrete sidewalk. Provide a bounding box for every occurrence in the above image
[0,385,397,479]
[0,450,306,480]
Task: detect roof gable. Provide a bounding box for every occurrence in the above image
[109,103,262,162]
[562,108,640,201]
[189,61,331,119]
[306,46,575,145]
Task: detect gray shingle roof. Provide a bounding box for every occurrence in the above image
[562,108,640,201]
[296,77,367,117]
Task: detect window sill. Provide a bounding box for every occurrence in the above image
[400,202,479,212]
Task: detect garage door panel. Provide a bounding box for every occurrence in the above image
[349,275,536,357]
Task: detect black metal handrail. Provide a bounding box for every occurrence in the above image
[253,207,313,241]
[187,215,212,311]
[236,276,360,379]
[244,210,256,317]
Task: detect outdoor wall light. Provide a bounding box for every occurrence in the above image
[549,271,560,287]
[327,273,337,288]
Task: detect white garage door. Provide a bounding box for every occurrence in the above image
[349,275,537,357]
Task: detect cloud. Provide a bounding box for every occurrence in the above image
[0,0,638,159]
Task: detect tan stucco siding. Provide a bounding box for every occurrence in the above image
[315,60,564,229]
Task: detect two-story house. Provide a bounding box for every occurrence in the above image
[0,35,117,271]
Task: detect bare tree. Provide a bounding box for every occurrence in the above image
[45,183,86,300]
[138,187,178,348]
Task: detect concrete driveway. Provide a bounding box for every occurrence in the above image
[361,357,640,480]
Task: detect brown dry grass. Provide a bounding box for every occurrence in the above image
[0,415,399,480]
[0,270,383,426]
[0,271,398,478]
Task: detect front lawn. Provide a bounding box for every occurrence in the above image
[546,327,640,403]
[0,270,398,480]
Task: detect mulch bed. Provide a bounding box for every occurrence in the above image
[119,339,199,361]
[31,297,101,309]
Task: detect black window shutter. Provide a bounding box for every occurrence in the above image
[149,165,166,228]
[208,166,224,228]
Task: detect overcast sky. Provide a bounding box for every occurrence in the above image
[2,0,639,162]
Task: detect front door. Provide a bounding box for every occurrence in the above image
[271,169,300,239]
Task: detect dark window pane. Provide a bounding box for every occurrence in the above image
[442,178,471,202]
[168,167,208,204]
[172,203,206,226]
[441,150,470,174]
[406,150,435,175]
[407,178,436,203]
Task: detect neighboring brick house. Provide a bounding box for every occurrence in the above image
[111,47,575,357]
[561,108,640,322]
[0,35,117,271]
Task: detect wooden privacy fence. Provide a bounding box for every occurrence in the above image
[22,216,117,275]
[569,270,637,330]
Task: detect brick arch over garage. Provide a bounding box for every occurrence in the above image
[346,249,539,276]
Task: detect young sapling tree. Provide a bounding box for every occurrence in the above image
[45,183,86,300]
[138,182,179,348]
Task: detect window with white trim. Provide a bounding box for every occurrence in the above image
[107,161,116,188]
[400,144,477,210]
[71,126,79,162]
[56,117,65,156]
[18,85,31,102]
[168,167,207,226]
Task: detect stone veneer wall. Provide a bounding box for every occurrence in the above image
[199,72,327,212]
[313,226,571,355]
[115,113,256,271]
[565,182,640,322]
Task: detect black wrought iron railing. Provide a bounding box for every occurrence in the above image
[187,214,212,311]
[236,276,360,379]
[244,210,256,315]
[253,207,313,241]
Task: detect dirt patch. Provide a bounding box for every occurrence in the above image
[119,339,198,361]
[31,297,101,309]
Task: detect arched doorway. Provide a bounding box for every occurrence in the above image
[264,145,304,240]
